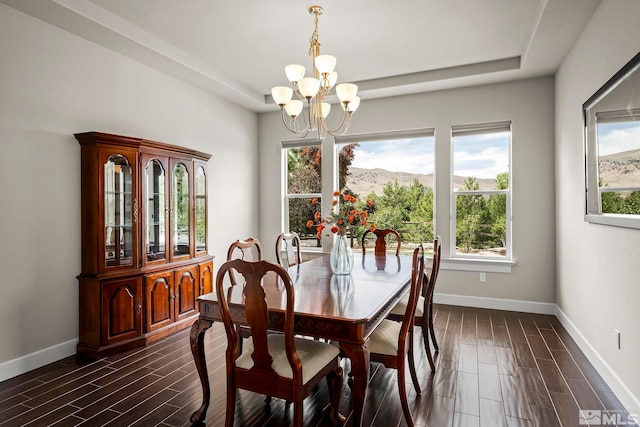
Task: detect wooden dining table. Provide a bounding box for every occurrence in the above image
[189,252,414,426]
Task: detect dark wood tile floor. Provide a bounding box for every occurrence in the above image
[0,305,636,427]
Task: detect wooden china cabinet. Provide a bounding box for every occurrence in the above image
[75,132,214,358]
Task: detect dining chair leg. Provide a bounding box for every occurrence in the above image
[407,328,422,395]
[421,315,436,371]
[428,296,439,353]
[293,399,304,427]
[326,367,345,425]
[225,381,236,427]
[397,354,415,427]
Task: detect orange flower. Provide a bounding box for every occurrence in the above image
[314,212,321,221]
[367,199,374,207]
[337,219,344,225]
[306,220,314,228]
[311,197,318,205]
[330,225,339,234]
[369,224,376,232]
[348,215,355,223]
[333,191,341,196]
[332,199,338,206]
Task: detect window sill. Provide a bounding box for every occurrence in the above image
[440,258,514,273]
[585,213,640,230]
[301,249,514,273]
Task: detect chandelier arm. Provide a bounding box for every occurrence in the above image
[321,109,353,137]
[280,108,311,138]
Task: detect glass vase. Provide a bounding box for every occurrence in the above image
[330,227,354,275]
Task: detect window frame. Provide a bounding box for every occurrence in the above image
[334,128,436,253]
[450,121,513,261]
[584,51,640,229]
[281,138,324,250]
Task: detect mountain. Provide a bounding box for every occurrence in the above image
[599,148,640,188]
[345,167,496,197]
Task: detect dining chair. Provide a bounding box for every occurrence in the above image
[387,236,442,370]
[216,258,344,427]
[275,232,302,268]
[361,228,402,255]
[226,238,264,352]
[368,244,425,427]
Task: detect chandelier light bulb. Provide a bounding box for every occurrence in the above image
[321,102,331,119]
[271,86,293,106]
[327,71,338,89]
[285,64,305,83]
[336,83,358,103]
[347,96,360,112]
[298,77,320,99]
[315,55,337,74]
[285,100,304,117]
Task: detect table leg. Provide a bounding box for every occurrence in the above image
[189,318,213,424]
[340,341,370,427]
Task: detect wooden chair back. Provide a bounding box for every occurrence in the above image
[399,245,426,350]
[226,238,263,286]
[423,236,441,299]
[275,232,302,268]
[361,228,402,256]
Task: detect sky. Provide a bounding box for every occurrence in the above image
[343,131,509,179]
[597,122,640,156]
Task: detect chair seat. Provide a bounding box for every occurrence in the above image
[237,334,341,384]
[368,319,404,356]
[389,294,424,317]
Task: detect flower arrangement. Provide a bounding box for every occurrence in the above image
[306,191,375,238]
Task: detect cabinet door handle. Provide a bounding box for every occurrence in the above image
[137,298,142,313]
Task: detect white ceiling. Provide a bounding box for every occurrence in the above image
[2,0,602,112]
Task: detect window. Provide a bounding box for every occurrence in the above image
[335,129,435,253]
[282,139,323,247]
[452,122,511,259]
[584,51,640,229]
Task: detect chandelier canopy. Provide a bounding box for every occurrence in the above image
[271,5,359,139]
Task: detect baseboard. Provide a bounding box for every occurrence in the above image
[433,292,557,314]
[554,306,640,415]
[0,338,78,383]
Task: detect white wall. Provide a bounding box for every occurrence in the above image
[0,4,258,375]
[555,0,640,411]
[259,76,557,305]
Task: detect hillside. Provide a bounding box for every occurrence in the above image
[345,167,496,197]
[599,148,640,188]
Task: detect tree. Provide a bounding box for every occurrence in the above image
[286,144,359,242]
[455,176,486,253]
[487,172,508,247]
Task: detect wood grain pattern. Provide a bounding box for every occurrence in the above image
[0,304,635,427]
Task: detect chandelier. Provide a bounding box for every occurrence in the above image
[271,5,360,139]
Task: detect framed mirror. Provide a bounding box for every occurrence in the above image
[584,51,640,229]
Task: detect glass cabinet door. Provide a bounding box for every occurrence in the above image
[172,162,190,257]
[104,154,134,267]
[195,165,207,254]
[145,159,166,262]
